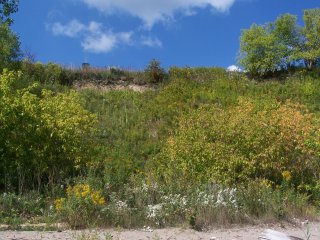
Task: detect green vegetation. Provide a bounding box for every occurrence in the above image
[0,0,20,70]
[240,8,320,76]
[144,59,167,83]
[0,70,96,193]
[1,3,320,230]
[0,0,18,25]
[1,66,320,229]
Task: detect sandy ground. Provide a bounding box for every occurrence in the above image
[0,223,319,240]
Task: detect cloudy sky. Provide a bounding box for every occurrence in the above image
[12,0,319,69]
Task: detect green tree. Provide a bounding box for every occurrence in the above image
[0,23,20,70]
[144,59,166,83]
[239,8,320,75]
[292,9,320,69]
[273,14,301,68]
[0,0,20,70]
[239,23,286,76]
[0,0,18,25]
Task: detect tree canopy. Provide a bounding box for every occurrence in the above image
[0,0,20,70]
[239,8,320,76]
[0,0,18,25]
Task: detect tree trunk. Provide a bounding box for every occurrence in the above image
[305,59,315,70]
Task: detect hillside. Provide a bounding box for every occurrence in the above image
[1,66,320,230]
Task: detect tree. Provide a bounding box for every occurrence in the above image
[273,14,301,67]
[0,23,20,70]
[292,9,320,69]
[239,23,287,77]
[0,0,20,70]
[0,0,19,25]
[239,8,320,76]
[144,59,166,83]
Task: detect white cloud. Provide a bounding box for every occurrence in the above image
[52,19,85,37]
[141,36,162,47]
[49,19,133,53]
[82,34,117,53]
[80,0,236,28]
[227,65,242,72]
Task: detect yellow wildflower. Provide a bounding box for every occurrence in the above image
[54,198,65,212]
[98,197,105,205]
[261,179,273,189]
[91,191,105,206]
[81,184,91,198]
[66,186,72,196]
[282,171,292,182]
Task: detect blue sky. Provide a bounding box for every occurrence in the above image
[12,0,320,70]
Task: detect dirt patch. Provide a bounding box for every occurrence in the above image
[73,83,154,92]
[0,222,318,240]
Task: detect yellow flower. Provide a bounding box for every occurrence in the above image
[98,197,105,205]
[66,186,72,196]
[81,184,91,198]
[54,198,65,212]
[282,171,292,182]
[261,179,273,189]
[91,191,105,206]
[73,184,82,198]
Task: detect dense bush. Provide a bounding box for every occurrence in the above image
[144,59,167,84]
[151,98,320,190]
[0,70,96,193]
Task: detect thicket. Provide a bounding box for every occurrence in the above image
[0,70,96,193]
[239,8,320,77]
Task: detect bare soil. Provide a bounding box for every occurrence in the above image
[0,222,319,240]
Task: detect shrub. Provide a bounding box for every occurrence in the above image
[55,183,105,229]
[151,98,320,189]
[0,192,47,224]
[144,59,166,84]
[0,70,97,193]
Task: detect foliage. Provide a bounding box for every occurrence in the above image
[0,70,96,193]
[0,0,18,25]
[239,23,287,76]
[144,59,167,84]
[79,88,155,190]
[151,98,320,189]
[0,191,47,224]
[293,9,320,69]
[2,67,320,227]
[20,61,148,86]
[0,23,20,70]
[92,180,312,229]
[239,8,320,76]
[55,183,105,228]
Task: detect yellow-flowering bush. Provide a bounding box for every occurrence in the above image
[55,183,105,228]
[0,70,97,193]
[152,98,320,189]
